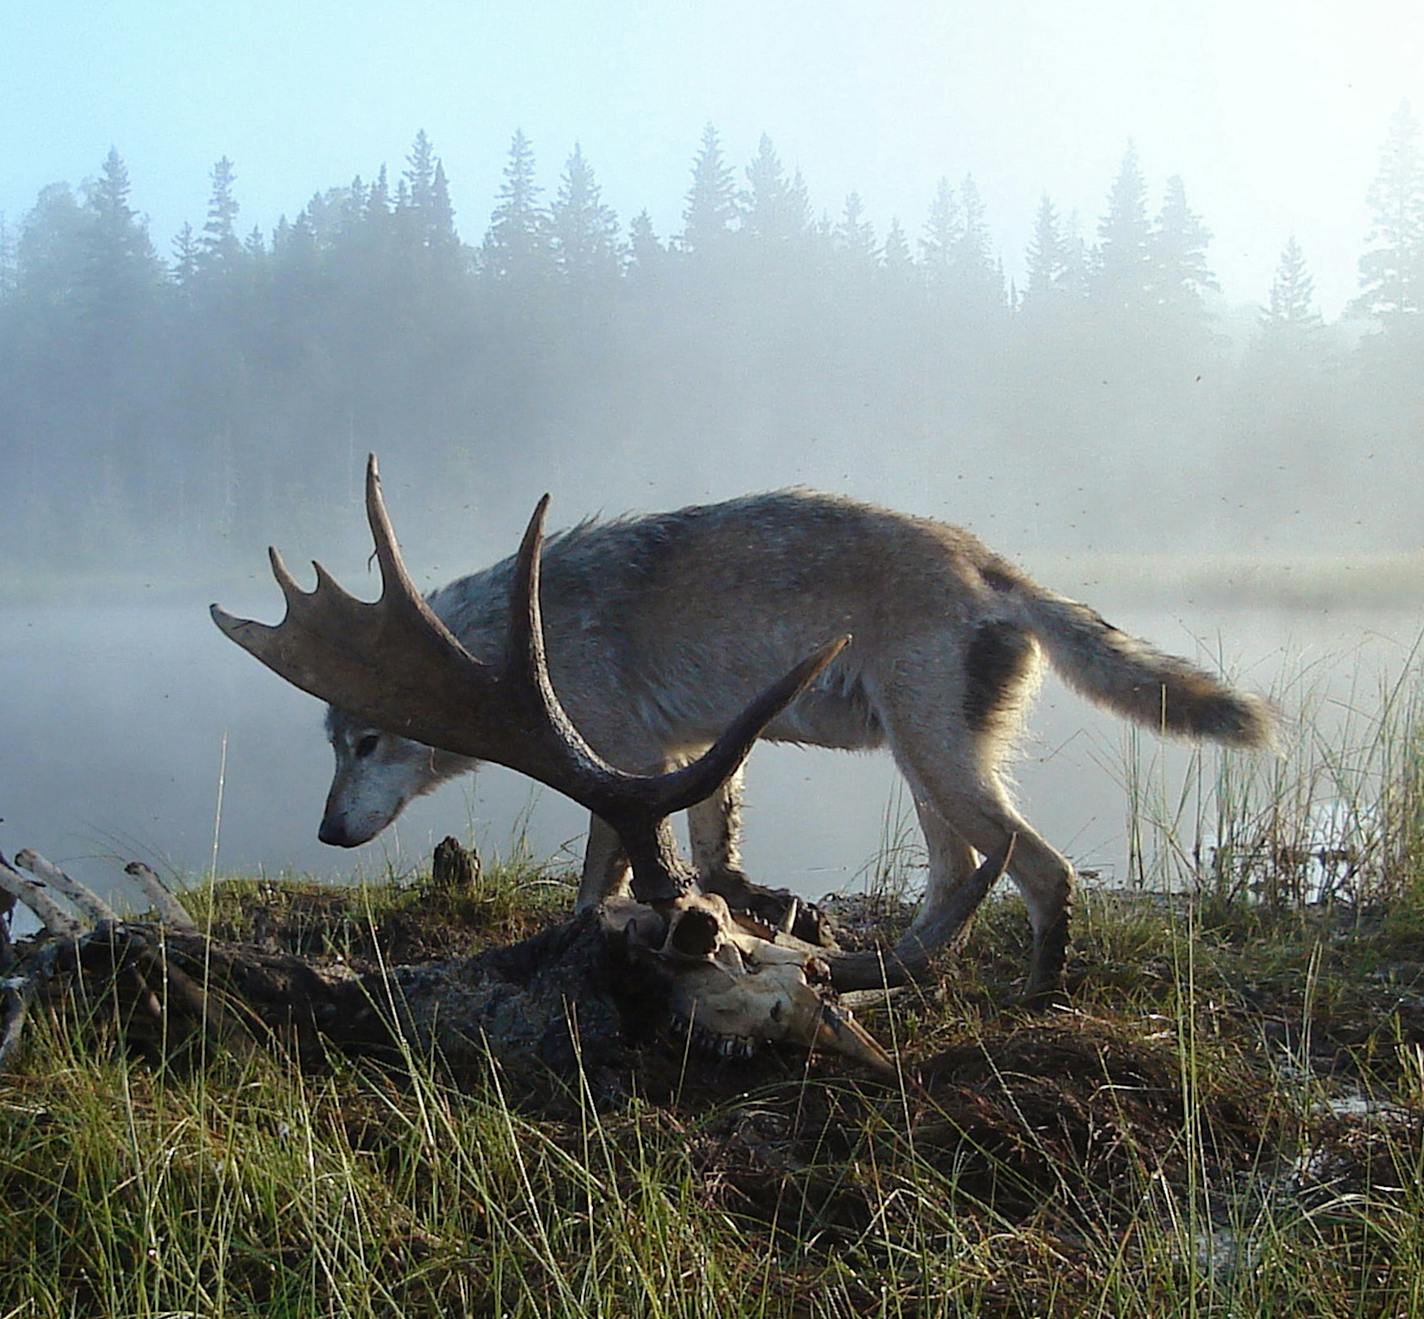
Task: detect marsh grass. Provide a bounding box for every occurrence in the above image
[0,659,1422,1316]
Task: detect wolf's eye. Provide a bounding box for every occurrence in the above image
[355,734,380,759]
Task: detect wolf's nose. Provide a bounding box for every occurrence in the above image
[318,819,352,847]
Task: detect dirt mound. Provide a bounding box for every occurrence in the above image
[672,1014,1266,1238]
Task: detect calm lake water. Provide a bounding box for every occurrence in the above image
[3,586,1420,918]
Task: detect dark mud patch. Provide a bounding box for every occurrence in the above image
[672,1014,1269,1244]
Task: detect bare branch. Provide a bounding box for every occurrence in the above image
[14,850,120,924]
[123,862,199,932]
[0,860,82,938]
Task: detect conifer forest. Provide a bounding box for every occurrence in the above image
[2,111,1422,577]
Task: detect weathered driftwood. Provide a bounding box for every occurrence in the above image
[35,903,644,1079]
[0,846,985,1086]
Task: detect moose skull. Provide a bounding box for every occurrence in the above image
[605,891,895,1073]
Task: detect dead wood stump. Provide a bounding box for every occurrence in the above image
[430,836,480,893]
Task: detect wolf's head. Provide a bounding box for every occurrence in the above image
[318,706,478,847]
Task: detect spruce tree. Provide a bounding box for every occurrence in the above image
[834,191,878,269]
[920,177,961,285]
[171,223,199,290]
[367,165,391,223]
[404,130,436,215]
[482,129,549,282]
[1151,174,1217,315]
[626,208,665,283]
[428,160,458,253]
[243,225,269,297]
[1261,235,1323,338]
[680,122,737,255]
[341,176,367,236]
[1024,194,1068,302]
[740,135,810,252]
[949,174,1001,309]
[278,210,319,280]
[549,142,621,285]
[358,166,393,267]
[397,133,459,258]
[882,217,913,280]
[1059,210,1089,299]
[81,147,160,324]
[1092,142,1152,314]
[198,157,243,276]
[1354,100,1424,318]
[369,167,390,215]
[269,216,291,257]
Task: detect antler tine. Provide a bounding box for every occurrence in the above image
[822,837,1016,991]
[640,634,850,822]
[310,559,353,600]
[503,493,598,758]
[506,492,552,686]
[212,457,504,747]
[364,453,427,613]
[268,546,307,609]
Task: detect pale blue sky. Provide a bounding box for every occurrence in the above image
[5,0,1422,315]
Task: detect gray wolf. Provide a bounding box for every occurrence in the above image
[320,488,1273,997]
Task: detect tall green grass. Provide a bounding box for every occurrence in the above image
[1120,639,1424,909]
[0,654,1420,1316]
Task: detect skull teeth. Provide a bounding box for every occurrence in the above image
[668,1014,757,1063]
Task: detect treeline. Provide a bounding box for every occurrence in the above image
[2,110,1422,574]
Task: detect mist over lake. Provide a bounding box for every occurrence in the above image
[7,582,1418,912]
[6,10,1424,1315]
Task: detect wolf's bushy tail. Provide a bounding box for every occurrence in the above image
[1011,587,1277,747]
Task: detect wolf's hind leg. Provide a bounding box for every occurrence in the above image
[882,690,1074,1001]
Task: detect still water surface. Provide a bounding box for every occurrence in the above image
[3,588,1420,913]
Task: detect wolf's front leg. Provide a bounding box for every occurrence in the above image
[575,814,632,910]
[687,766,837,948]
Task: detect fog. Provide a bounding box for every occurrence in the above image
[2,4,1422,909]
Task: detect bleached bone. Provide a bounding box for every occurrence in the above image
[14,850,120,924]
[603,891,896,1074]
[123,861,199,932]
[664,893,894,1071]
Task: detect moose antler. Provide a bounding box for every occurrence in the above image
[212,458,1003,1063]
[213,458,844,903]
